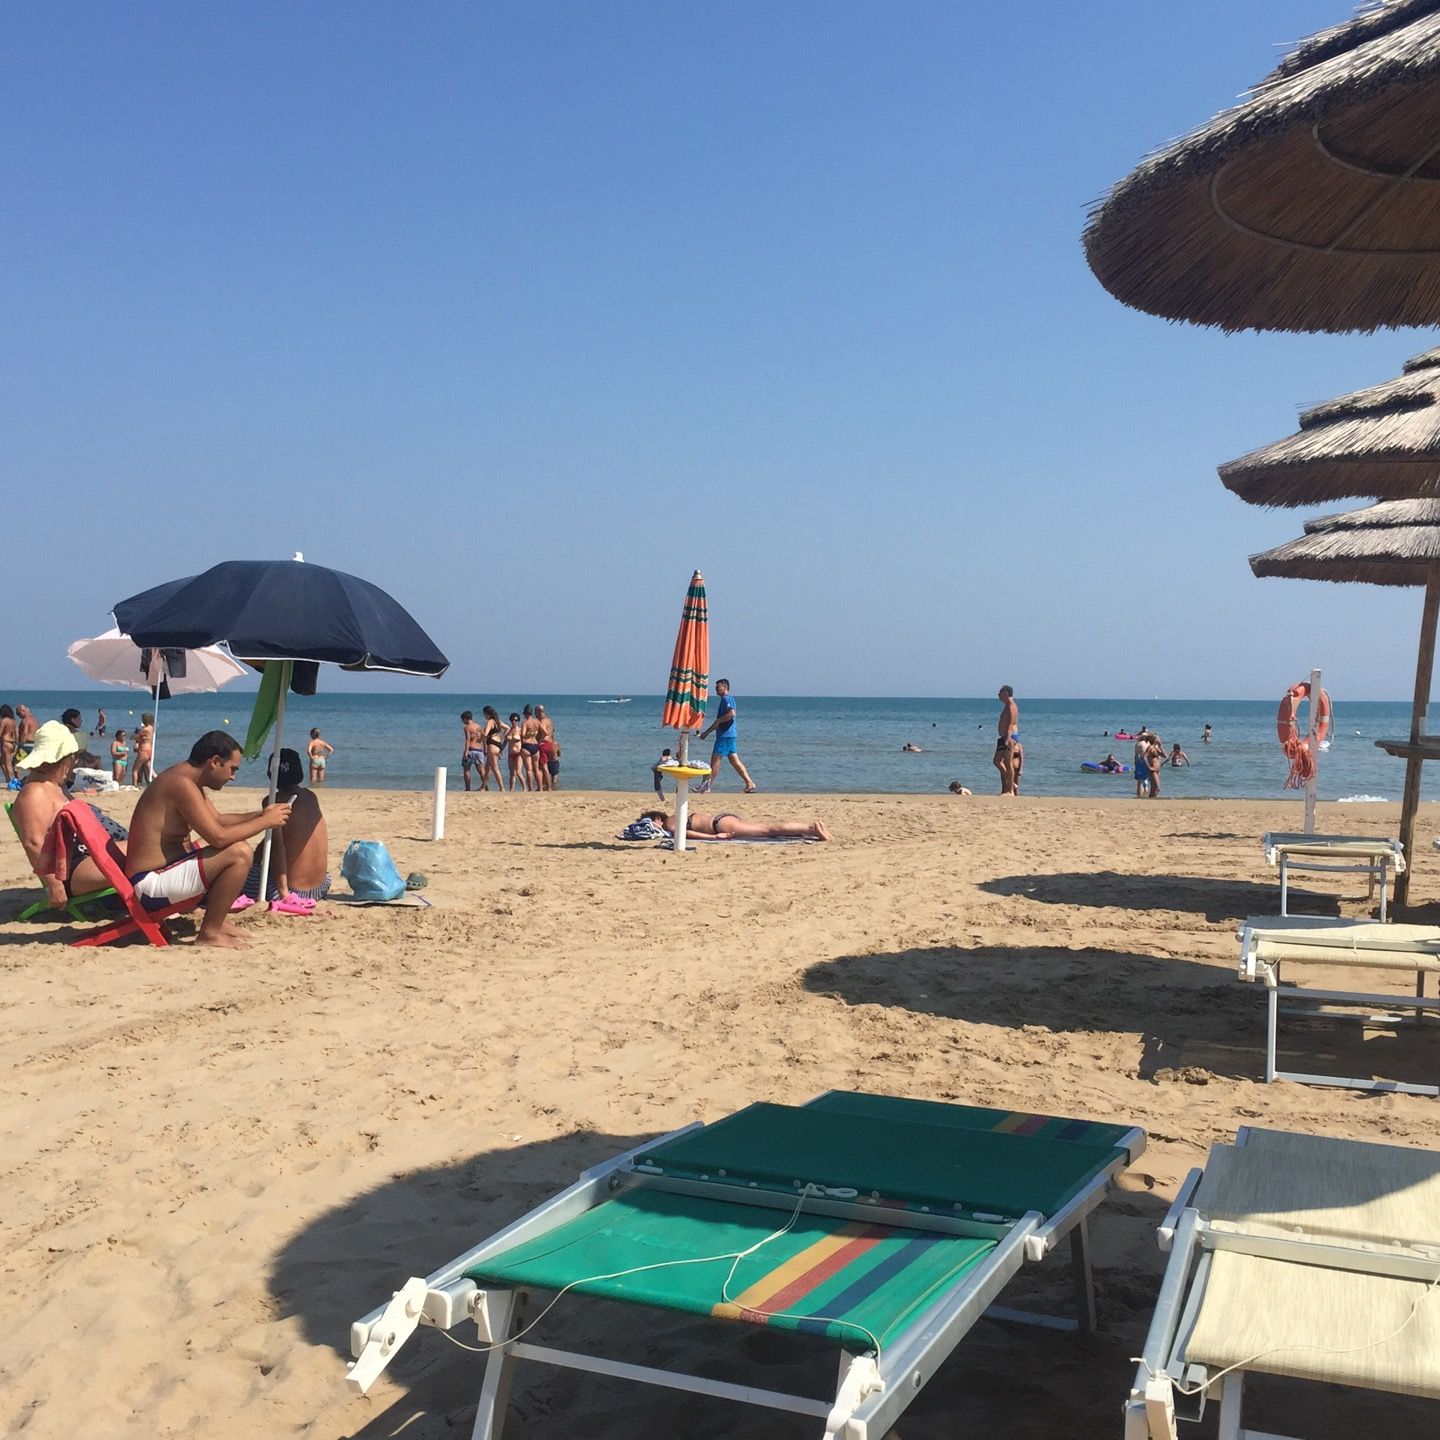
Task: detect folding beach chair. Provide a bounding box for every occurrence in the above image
[5,801,117,923]
[1127,1126,1440,1440]
[45,800,203,947]
[1237,915,1440,1095]
[1261,832,1405,921]
[348,1091,1144,1439]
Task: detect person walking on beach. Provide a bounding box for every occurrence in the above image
[697,678,756,793]
[460,710,488,792]
[307,728,334,785]
[993,686,1021,796]
[505,712,526,791]
[520,705,542,791]
[0,705,17,783]
[132,713,155,786]
[653,747,674,801]
[480,706,507,792]
[535,704,555,793]
[111,729,129,784]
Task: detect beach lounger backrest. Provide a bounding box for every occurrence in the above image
[1194,1131,1440,1253]
[635,1101,1121,1219]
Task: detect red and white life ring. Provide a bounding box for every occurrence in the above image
[1277,682,1331,788]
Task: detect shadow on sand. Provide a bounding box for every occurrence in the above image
[978,871,1344,924]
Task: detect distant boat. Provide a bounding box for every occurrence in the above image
[588,696,633,704]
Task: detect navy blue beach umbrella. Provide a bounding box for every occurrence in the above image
[113,557,449,676]
[113,555,449,898]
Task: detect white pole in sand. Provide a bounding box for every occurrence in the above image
[1303,666,1322,836]
[675,731,690,853]
[432,766,447,840]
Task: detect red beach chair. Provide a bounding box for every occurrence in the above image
[46,800,204,948]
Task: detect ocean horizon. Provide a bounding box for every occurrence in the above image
[13,689,1438,803]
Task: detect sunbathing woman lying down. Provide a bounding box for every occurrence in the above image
[641,809,831,842]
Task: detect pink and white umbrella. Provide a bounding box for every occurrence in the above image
[67,628,249,769]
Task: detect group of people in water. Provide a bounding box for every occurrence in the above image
[460,704,560,792]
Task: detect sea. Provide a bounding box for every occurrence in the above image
[15,689,1439,803]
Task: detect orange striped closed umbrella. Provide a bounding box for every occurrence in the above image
[662,571,709,730]
[660,571,709,852]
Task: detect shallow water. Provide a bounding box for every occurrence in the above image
[17,690,1437,801]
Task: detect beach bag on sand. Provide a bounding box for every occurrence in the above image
[341,840,406,901]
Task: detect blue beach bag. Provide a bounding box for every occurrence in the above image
[341,840,406,901]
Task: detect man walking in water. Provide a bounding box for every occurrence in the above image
[697,678,756,793]
[993,685,1022,796]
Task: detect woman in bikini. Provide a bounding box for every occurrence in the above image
[307,728,334,785]
[480,706,507,792]
[0,705,17,784]
[111,729,130,784]
[642,808,830,842]
[506,712,526,791]
[520,705,542,791]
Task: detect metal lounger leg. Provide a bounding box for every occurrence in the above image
[1278,857,1289,917]
[470,1293,520,1440]
[1265,985,1279,1085]
[1217,1371,1243,1440]
[1070,1219,1096,1334]
[1377,861,1387,922]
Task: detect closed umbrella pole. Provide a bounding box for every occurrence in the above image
[255,660,292,903]
[1396,563,1440,908]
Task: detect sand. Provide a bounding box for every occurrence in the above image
[2,787,1436,1438]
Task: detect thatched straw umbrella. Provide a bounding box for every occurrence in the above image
[1221,347,1440,505]
[1085,1,1440,332]
[1251,498,1440,904]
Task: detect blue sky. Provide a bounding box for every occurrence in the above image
[4,2,1432,699]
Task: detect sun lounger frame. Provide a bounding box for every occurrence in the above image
[1126,1127,1440,1440]
[1261,833,1404,922]
[1237,917,1440,1096]
[349,1097,1143,1439]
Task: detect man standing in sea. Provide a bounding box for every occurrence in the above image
[993,685,1022,796]
[697,678,756,793]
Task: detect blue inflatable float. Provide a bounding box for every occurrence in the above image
[1080,762,1131,774]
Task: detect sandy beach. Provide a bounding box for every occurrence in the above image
[2,788,1436,1438]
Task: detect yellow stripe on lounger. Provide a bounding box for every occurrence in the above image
[711,1222,873,1320]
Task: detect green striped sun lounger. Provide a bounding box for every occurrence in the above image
[1127,1127,1440,1440]
[348,1091,1144,1438]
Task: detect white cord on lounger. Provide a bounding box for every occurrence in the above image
[438,1182,884,1365]
[1133,1272,1440,1395]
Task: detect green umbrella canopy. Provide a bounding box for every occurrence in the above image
[1085,2,1440,333]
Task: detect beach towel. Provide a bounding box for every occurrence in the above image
[618,818,669,841]
[657,834,818,848]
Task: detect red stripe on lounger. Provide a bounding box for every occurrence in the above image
[739,1230,887,1320]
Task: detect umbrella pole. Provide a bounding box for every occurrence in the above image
[675,732,689,853]
[151,676,162,777]
[256,660,292,902]
[1395,566,1440,910]
[1303,667,1321,836]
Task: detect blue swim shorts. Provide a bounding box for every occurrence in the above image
[712,735,738,758]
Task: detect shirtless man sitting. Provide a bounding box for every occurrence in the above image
[641,808,831,842]
[12,721,118,908]
[126,730,291,947]
[242,748,332,904]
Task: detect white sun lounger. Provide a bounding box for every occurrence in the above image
[1237,916,1440,1095]
[1261,833,1404,921]
[1126,1126,1440,1440]
[346,1092,1144,1440]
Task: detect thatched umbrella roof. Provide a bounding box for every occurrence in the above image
[1249,497,1440,582]
[1084,1,1440,333]
[1220,347,1440,505]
